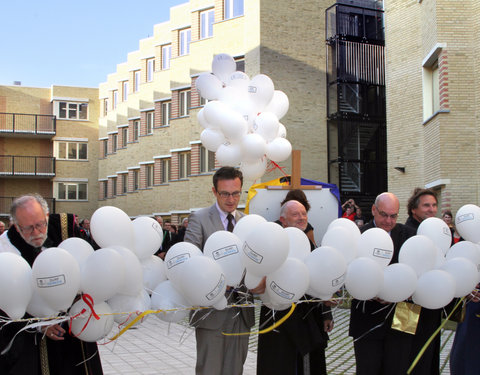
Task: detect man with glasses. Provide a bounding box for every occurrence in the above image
[349,192,416,375]
[185,167,256,375]
[0,194,103,374]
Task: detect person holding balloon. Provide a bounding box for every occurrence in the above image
[0,194,103,375]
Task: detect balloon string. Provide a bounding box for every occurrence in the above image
[266,161,288,177]
[82,294,100,320]
[407,297,465,374]
[68,294,100,338]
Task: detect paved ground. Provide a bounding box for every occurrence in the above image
[99,306,455,374]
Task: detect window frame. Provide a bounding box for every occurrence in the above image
[112,134,118,153]
[147,58,155,82]
[56,101,88,120]
[133,120,140,141]
[179,29,191,56]
[179,90,191,117]
[113,90,118,109]
[146,112,154,134]
[121,174,128,194]
[121,127,128,148]
[134,70,140,93]
[178,152,191,179]
[200,146,216,173]
[224,0,244,20]
[161,101,171,125]
[161,159,170,184]
[133,169,139,191]
[55,141,88,161]
[200,9,215,39]
[122,81,128,101]
[55,182,88,201]
[162,45,172,70]
[112,177,117,196]
[146,164,154,187]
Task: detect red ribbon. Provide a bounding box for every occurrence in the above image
[68,293,100,337]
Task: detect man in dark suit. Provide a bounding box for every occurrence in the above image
[184,167,256,375]
[154,215,174,259]
[349,192,416,375]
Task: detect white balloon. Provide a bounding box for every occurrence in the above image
[202,100,231,128]
[109,246,144,296]
[239,158,267,181]
[266,138,292,162]
[58,237,94,269]
[195,72,223,100]
[398,235,437,277]
[345,257,384,300]
[245,272,264,290]
[447,241,480,281]
[220,111,248,142]
[164,242,203,284]
[259,289,291,311]
[233,214,267,242]
[108,290,151,326]
[304,246,347,300]
[219,86,257,128]
[242,222,289,277]
[284,227,311,261]
[132,216,163,260]
[253,112,279,142]
[226,71,250,90]
[27,289,58,318]
[241,133,267,161]
[215,142,243,167]
[197,108,212,129]
[377,263,417,303]
[201,128,226,152]
[90,206,135,250]
[141,255,167,292]
[455,204,480,243]
[264,90,289,120]
[321,225,358,264]
[277,123,287,138]
[440,257,479,297]
[433,245,446,269]
[32,247,80,312]
[266,258,309,305]
[0,252,33,319]
[81,248,125,303]
[412,270,455,309]
[248,74,275,111]
[204,230,245,287]
[69,300,114,342]
[418,217,452,255]
[357,228,394,268]
[151,280,190,323]
[212,53,237,83]
[327,218,361,243]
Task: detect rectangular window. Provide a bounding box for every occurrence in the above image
[162,45,171,70]
[161,159,170,184]
[235,57,245,72]
[103,181,108,199]
[56,141,88,160]
[147,58,155,82]
[146,164,154,187]
[122,174,128,193]
[225,0,244,19]
[161,102,171,125]
[200,9,214,39]
[112,134,118,153]
[134,70,140,93]
[113,91,118,109]
[179,90,191,116]
[133,170,139,191]
[57,102,88,120]
[103,99,109,116]
[56,182,87,201]
[179,29,191,56]
[423,60,440,120]
[134,120,140,141]
[103,139,108,157]
[112,177,117,196]
[146,112,154,134]
[200,146,216,172]
[121,127,128,147]
[122,81,128,101]
[179,152,191,179]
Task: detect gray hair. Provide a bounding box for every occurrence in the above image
[10,194,49,224]
[279,200,302,219]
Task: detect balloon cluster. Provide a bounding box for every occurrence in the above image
[196,53,292,180]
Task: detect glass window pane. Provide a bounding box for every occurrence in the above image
[58,183,66,199]
[79,103,88,119]
[78,143,87,159]
[78,184,87,200]
[68,103,77,119]
[58,142,67,159]
[59,102,67,118]
[68,143,77,159]
[67,184,77,200]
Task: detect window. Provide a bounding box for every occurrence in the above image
[146,164,154,187]
[161,159,170,183]
[162,45,171,70]
[225,0,244,19]
[147,58,155,82]
[103,181,108,199]
[56,141,87,160]
[179,29,191,56]
[103,99,109,116]
[122,174,128,194]
[235,57,245,72]
[112,134,118,153]
[200,146,216,172]
[161,101,171,125]
[133,170,139,191]
[134,120,140,141]
[423,61,440,120]
[112,177,117,196]
[113,90,118,109]
[103,139,108,157]
[134,70,140,93]
[56,182,87,201]
[57,101,88,120]
[146,112,154,134]
[179,90,191,116]
[121,127,128,147]
[200,9,214,39]
[122,81,128,101]
[178,152,191,179]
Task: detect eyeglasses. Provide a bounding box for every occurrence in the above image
[377,210,398,220]
[17,220,47,235]
[217,191,241,199]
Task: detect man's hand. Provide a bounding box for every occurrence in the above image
[249,276,266,294]
[468,284,480,302]
[323,299,339,307]
[324,319,334,333]
[42,323,66,341]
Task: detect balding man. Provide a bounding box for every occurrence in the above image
[257,200,333,375]
[349,192,416,375]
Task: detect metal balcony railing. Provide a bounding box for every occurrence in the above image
[0,113,56,135]
[0,156,56,177]
[0,196,56,216]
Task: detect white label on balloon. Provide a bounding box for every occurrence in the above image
[243,243,263,264]
[37,275,66,288]
[373,248,393,259]
[270,281,294,300]
[166,253,191,270]
[213,245,239,260]
[206,274,225,301]
[457,213,474,224]
[332,273,346,287]
[248,86,257,93]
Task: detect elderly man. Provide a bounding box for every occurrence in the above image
[257,200,333,375]
[0,194,103,375]
[184,167,256,375]
[349,192,416,375]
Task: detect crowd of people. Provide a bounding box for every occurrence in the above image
[0,170,478,375]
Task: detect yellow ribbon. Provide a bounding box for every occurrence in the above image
[244,177,289,214]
